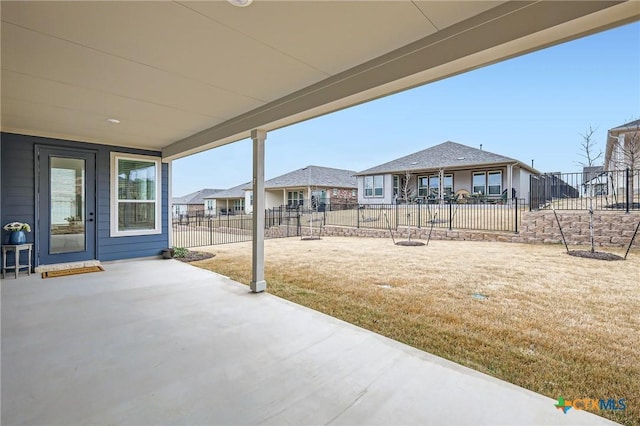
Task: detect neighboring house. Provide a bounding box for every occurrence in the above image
[604,119,640,197]
[605,119,640,172]
[582,166,607,196]
[242,165,357,213]
[356,141,538,205]
[210,182,251,215]
[1,133,169,265]
[172,188,223,218]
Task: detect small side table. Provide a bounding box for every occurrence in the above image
[2,243,33,279]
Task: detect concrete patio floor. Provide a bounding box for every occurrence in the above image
[1,258,617,425]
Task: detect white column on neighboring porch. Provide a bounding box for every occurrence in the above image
[507,164,514,205]
[283,188,286,206]
[251,129,267,293]
[439,168,444,202]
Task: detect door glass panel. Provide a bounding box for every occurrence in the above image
[50,157,85,254]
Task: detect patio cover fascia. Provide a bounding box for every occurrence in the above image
[166,1,637,293]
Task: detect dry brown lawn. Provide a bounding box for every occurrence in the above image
[192,237,640,425]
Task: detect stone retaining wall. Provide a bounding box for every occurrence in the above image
[517,210,639,247]
[315,225,520,243]
[203,210,639,248]
[311,210,639,247]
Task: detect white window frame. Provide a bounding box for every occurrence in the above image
[110,152,162,237]
[287,190,304,206]
[233,199,245,212]
[487,171,502,196]
[443,174,454,197]
[364,175,384,198]
[473,172,486,195]
[417,176,429,197]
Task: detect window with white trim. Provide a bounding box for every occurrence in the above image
[417,176,429,197]
[234,199,245,212]
[111,153,161,236]
[443,175,453,197]
[393,175,400,196]
[429,175,440,197]
[287,190,304,206]
[487,171,502,195]
[472,172,486,195]
[364,175,384,197]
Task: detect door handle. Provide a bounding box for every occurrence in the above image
[88,218,94,222]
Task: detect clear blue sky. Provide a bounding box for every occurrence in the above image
[172,21,640,197]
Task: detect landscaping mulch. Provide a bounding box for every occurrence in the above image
[175,251,215,263]
[567,250,623,261]
[395,240,425,246]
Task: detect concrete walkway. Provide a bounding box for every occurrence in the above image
[1,258,617,425]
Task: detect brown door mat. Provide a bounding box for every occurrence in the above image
[41,266,105,279]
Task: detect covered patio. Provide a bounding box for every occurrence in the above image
[1,259,615,425]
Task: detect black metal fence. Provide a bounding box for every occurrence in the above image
[529,168,640,211]
[324,199,524,233]
[172,199,525,248]
[172,207,301,248]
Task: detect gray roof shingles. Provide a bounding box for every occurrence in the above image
[610,119,640,132]
[172,188,223,205]
[357,141,533,175]
[246,166,357,189]
[209,182,251,199]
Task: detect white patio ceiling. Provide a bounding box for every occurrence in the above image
[1,1,638,160]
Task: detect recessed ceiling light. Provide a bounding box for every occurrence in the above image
[227,0,253,7]
[106,118,120,124]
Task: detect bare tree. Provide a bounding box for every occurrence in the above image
[400,170,415,203]
[577,125,602,253]
[577,125,603,169]
[400,170,416,241]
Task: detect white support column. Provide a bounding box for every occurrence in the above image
[507,164,514,205]
[439,168,445,202]
[251,129,267,293]
[166,160,173,247]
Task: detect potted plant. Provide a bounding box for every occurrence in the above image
[3,222,31,245]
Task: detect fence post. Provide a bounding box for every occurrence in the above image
[626,167,630,213]
[514,197,518,233]
[449,201,452,230]
[209,217,213,246]
[357,205,360,228]
[395,202,399,229]
[418,203,421,228]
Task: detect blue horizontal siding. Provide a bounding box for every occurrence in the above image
[1,132,169,266]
